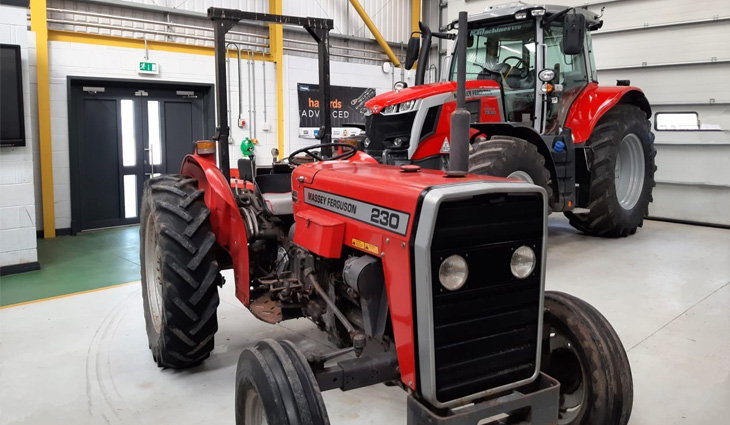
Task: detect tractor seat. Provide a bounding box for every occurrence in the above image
[255,173,293,216]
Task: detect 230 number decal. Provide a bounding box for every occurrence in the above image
[370,208,400,230]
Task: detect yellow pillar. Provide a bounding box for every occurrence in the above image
[412,0,421,36]
[348,0,402,68]
[269,0,285,159]
[30,0,56,238]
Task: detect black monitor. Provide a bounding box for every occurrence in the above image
[1,44,26,147]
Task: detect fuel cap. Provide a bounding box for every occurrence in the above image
[400,164,421,173]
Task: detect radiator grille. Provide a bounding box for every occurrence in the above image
[429,192,543,403]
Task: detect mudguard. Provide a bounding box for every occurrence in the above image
[181,153,251,306]
[565,83,651,144]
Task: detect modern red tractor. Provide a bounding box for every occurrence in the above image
[140,7,632,425]
[361,3,656,238]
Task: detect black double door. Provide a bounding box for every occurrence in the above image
[70,83,209,232]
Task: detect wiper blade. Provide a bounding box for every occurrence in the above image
[544,7,574,26]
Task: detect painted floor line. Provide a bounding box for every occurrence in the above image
[0,280,140,310]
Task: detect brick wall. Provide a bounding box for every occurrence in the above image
[0,5,38,268]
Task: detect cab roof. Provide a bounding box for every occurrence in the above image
[466,2,603,30]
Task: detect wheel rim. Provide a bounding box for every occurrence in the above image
[547,331,586,424]
[507,170,534,184]
[614,133,645,210]
[144,217,164,334]
[243,389,269,425]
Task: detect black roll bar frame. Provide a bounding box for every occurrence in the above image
[208,7,334,180]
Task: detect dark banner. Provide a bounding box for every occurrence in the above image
[297,83,375,129]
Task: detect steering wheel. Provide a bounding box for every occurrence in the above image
[288,142,357,165]
[501,56,529,79]
[472,61,503,78]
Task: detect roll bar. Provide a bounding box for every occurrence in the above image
[207,7,334,180]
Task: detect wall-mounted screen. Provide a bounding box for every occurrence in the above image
[1,44,26,147]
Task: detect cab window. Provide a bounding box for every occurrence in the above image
[543,22,590,134]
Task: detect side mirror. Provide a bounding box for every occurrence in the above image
[405,36,420,70]
[561,13,586,55]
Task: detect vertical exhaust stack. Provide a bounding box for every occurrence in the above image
[449,11,469,174]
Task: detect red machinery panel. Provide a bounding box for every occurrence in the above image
[294,209,346,258]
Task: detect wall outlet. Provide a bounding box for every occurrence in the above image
[262,122,271,131]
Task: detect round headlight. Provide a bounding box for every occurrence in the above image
[393,81,408,91]
[538,69,556,82]
[439,255,469,291]
[510,246,536,279]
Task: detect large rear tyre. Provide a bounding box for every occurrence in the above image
[542,291,633,425]
[469,136,553,200]
[140,175,221,368]
[565,104,656,237]
[235,339,330,425]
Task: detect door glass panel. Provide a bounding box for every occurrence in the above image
[121,99,136,166]
[123,174,137,218]
[147,101,162,165]
[544,23,590,134]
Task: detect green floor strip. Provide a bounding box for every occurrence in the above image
[0,226,141,307]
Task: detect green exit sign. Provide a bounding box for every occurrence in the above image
[138,61,159,75]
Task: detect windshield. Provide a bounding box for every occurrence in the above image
[451,20,537,123]
[451,20,536,81]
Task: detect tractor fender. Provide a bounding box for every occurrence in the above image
[565,82,652,144]
[469,123,559,202]
[181,153,251,306]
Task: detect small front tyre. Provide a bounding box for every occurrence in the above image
[469,136,553,200]
[235,339,330,425]
[542,291,633,425]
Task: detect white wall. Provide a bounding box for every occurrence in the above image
[0,5,38,268]
[284,55,415,153]
[41,41,277,230]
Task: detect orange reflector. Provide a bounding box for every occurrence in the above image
[546,83,554,94]
[196,140,216,155]
[568,200,573,208]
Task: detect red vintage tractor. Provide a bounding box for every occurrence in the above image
[361,3,656,238]
[140,7,633,425]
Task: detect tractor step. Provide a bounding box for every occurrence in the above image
[571,208,591,214]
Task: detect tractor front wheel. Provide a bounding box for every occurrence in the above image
[565,104,656,237]
[140,175,221,368]
[542,291,633,425]
[469,136,553,200]
[235,339,330,425]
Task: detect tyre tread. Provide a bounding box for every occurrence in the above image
[139,175,221,369]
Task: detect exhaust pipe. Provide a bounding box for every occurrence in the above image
[449,11,469,174]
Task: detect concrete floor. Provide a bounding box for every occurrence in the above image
[1,217,729,424]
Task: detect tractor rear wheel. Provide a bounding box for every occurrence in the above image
[140,174,221,368]
[469,136,553,200]
[235,339,330,425]
[565,104,656,237]
[542,291,633,425]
